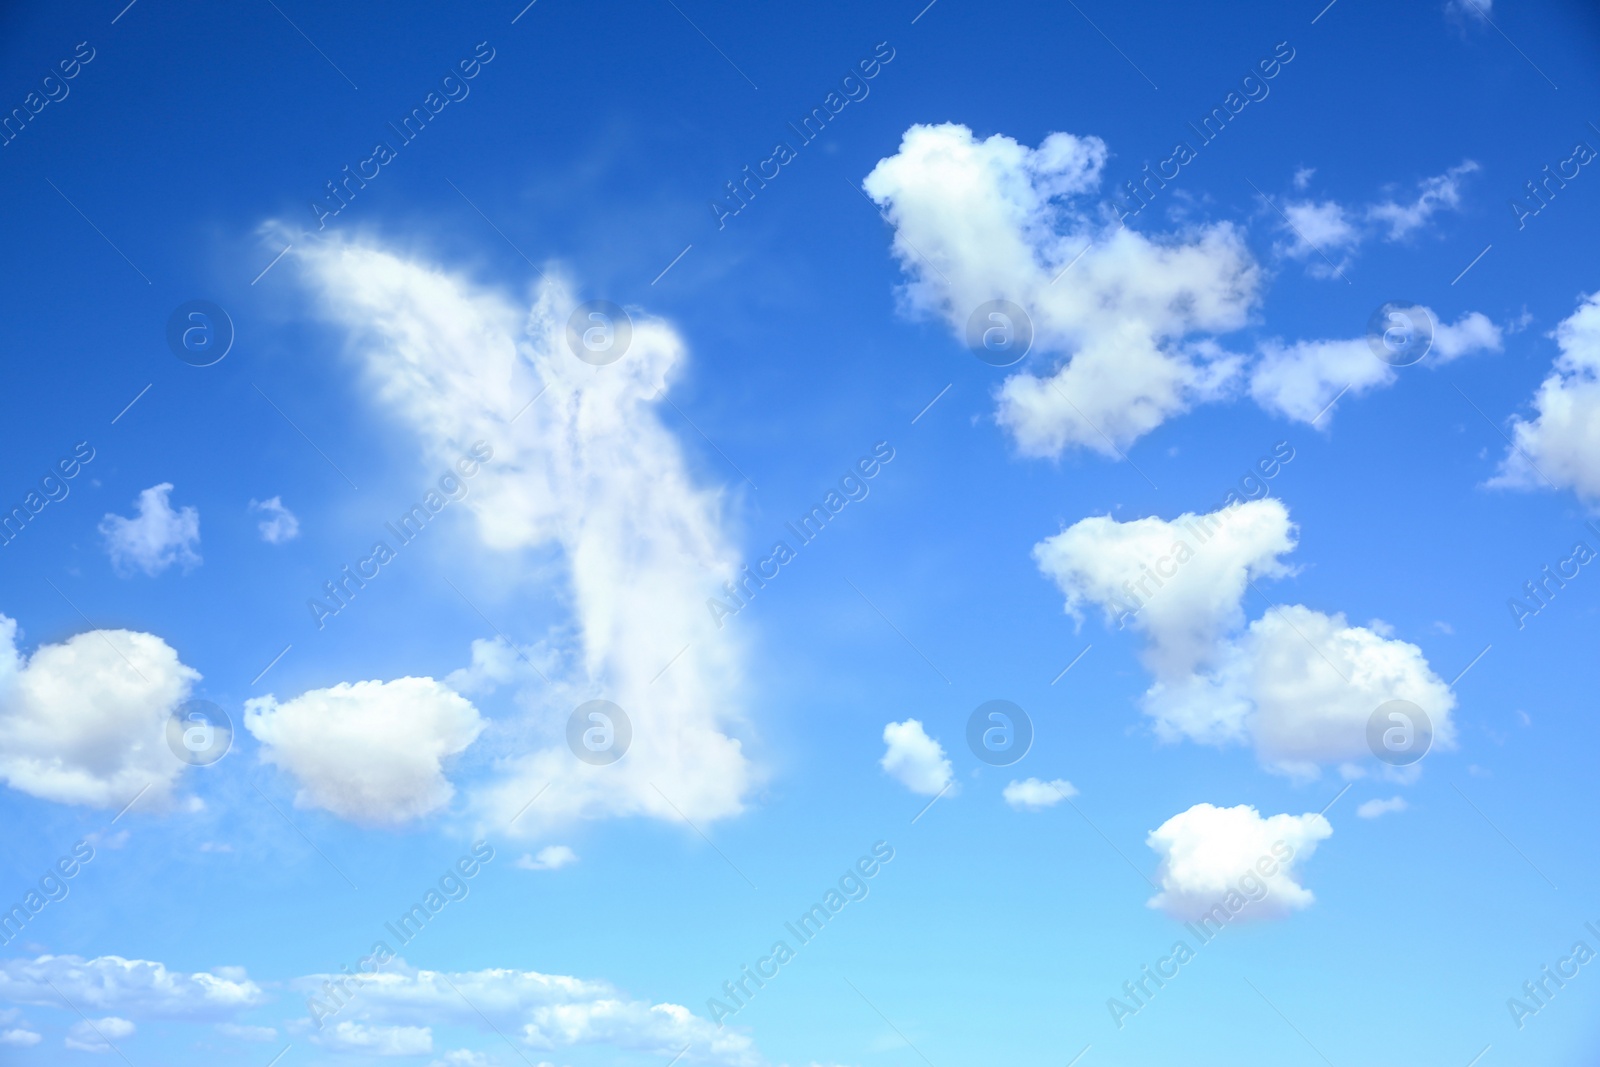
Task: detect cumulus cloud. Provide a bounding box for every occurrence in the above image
[1356,796,1407,818]
[66,1016,135,1053]
[1146,803,1332,921]
[317,1021,433,1056]
[296,240,754,835]
[515,845,577,871]
[244,677,483,826]
[1490,291,1600,504]
[292,964,758,1067]
[879,719,953,795]
[1250,308,1500,425]
[99,483,200,576]
[0,1027,41,1046]
[0,955,264,1018]
[1034,499,1296,679]
[249,496,300,544]
[1369,162,1480,240]
[0,614,200,808]
[1002,778,1076,810]
[863,122,1259,458]
[1035,502,1455,775]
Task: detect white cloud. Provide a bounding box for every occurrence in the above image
[244,677,483,826]
[879,719,953,795]
[1035,503,1455,775]
[863,122,1259,458]
[0,614,200,808]
[1250,308,1500,425]
[1279,200,1360,276]
[65,1016,135,1053]
[99,483,200,576]
[1356,796,1408,818]
[1491,291,1600,504]
[428,1052,503,1067]
[249,496,300,544]
[1250,337,1393,424]
[515,845,577,871]
[0,955,264,1018]
[1146,803,1332,921]
[1276,162,1479,278]
[1146,604,1456,777]
[1369,162,1479,240]
[0,1027,40,1046]
[1002,778,1076,810]
[295,240,754,836]
[317,1021,433,1056]
[1433,311,1502,363]
[1034,499,1296,679]
[293,964,758,1067]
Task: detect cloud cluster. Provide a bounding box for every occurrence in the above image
[0,614,199,808]
[1035,500,1455,775]
[1002,778,1076,810]
[292,964,759,1067]
[99,483,201,576]
[0,955,264,1018]
[880,719,953,795]
[296,240,755,834]
[1491,291,1600,504]
[863,125,1496,451]
[249,496,300,544]
[863,122,1259,458]
[1146,802,1331,920]
[245,677,484,825]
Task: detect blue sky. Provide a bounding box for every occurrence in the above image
[1,0,1599,1065]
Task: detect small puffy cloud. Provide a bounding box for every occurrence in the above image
[1278,200,1360,276]
[317,1021,433,1056]
[1251,308,1500,425]
[1356,796,1408,819]
[0,955,264,1018]
[1433,311,1502,363]
[880,720,953,795]
[0,1027,41,1046]
[429,1052,501,1067]
[515,845,577,871]
[99,483,200,576]
[1036,503,1455,776]
[1002,778,1076,810]
[1146,803,1332,921]
[1034,499,1296,679]
[249,497,299,544]
[217,1023,277,1041]
[245,678,483,825]
[66,1016,135,1053]
[1491,291,1600,504]
[0,614,200,808]
[863,122,1259,458]
[1251,337,1392,424]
